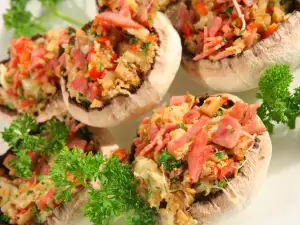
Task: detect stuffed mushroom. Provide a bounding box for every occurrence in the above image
[0,116,118,225]
[0,28,75,121]
[165,0,300,92]
[60,1,181,127]
[131,93,272,225]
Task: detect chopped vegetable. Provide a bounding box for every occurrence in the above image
[0,214,10,223]
[158,148,184,171]
[257,64,300,133]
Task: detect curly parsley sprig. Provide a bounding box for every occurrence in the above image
[3,0,83,37]
[1,115,68,178]
[257,64,300,133]
[50,147,157,225]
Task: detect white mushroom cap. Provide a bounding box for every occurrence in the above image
[165,2,300,92]
[190,94,272,224]
[61,12,182,128]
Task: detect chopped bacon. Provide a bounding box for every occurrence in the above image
[243,28,257,48]
[242,117,267,134]
[183,107,201,124]
[31,48,47,60]
[67,138,88,151]
[19,99,35,109]
[139,128,166,156]
[86,83,100,101]
[13,71,21,90]
[229,101,248,122]
[194,41,225,61]
[150,123,159,140]
[168,116,209,152]
[95,12,144,29]
[170,96,187,106]
[187,131,212,183]
[72,49,87,69]
[119,0,131,17]
[3,154,16,170]
[71,76,88,94]
[143,117,150,124]
[242,0,254,7]
[38,189,55,211]
[209,17,223,37]
[139,124,177,156]
[241,103,259,125]
[8,56,19,69]
[154,133,170,152]
[28,151,40,167]
[212,115,241,148]
[211,48,237,61]
[177,3,190,31]
[217,159,234,179]
[113,148,128,162]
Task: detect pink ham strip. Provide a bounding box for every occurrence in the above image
[154,133,171,152]
[167,116,209,152]
[209,17,223,37]
[170,95,187,105]
[139,124,177,156]
[187,130,212,183]
[150,123,159,141]
[211,48,237,61]
[203,36,222,49]
[194,42,225,61]
[183,107,201,124]
[243,0,254,7]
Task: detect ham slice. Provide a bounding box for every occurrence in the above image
[168,116,209,152]
[209,17,223,37]
[71,76,88,94]
[212,115,241,148]
[187,130,212,183]
[229,101,249,122]
[170,96,187,106]
[183,107,201,124]
[67,138,88,151]
[72,49,87,69]
[242,117,267,134]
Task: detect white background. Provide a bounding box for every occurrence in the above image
[0,1,299,224]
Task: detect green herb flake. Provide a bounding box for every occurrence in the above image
[225,7,233,16]
[158,149,183,171]
[26,190,34,196]
[229,128,235,134]
[97,61,103,71]
[214,152,225,160]
[170,177,177,183]
[259,156,265,160]
[141,42,151,55]
[177,123,185,129]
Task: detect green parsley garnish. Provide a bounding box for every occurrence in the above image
[213,179,228,190]
[0,214,10,223]
[51,147,157,225]
[3,0,83,37]
[1,115,68,178]
[158,149,183,171]
[170,177,177,183]
[257,64,300,133]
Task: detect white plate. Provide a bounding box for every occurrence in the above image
[0,1,299,225]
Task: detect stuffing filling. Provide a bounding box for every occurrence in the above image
[0,29,74,115]
[63,3,159,109]
[0,118,94,225]
[97,0,177,13]
[177,0,293,61]
[132,93,267,225]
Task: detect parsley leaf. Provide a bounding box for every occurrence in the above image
[257,64,300,133]
[51,148,156,225]
[158,149,183,171]
[214,152,225,160]
[141,42,151,55]
[0,214,10,224]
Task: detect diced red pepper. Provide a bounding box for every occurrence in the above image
[263,23,279,38]
[38,189,55,211]
[89,66,105,81]
[113,148,128,162]
[197,2,208,16]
